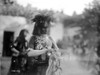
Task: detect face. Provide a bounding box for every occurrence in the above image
[43,21,49,28]
[24,31,28,37]
[41,21,50,34]
[33,18,51,35]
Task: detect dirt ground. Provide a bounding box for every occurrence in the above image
[0,57,11,75]
[0,49,93,75]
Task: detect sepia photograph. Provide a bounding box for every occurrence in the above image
[0,0,100,75]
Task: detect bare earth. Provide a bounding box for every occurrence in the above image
[1,49,92,75]
[60,49,92,75]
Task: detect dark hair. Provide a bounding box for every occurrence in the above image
[32,14,52,23]
[16,29,28,45]
[32,14,52,35]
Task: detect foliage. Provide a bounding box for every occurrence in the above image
[57,1,100,74]
[0,0,65,23]
[61,0,100,50]
[0,2,35,19]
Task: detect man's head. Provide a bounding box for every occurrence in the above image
[32,14,52,35]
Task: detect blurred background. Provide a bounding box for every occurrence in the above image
[0,0,100,75]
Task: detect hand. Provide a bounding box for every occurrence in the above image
[47,52,52,56]
[27,48,33,51]
[47,48,53,52]
[15,52,19,56]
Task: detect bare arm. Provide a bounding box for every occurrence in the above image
[49,36,59,50]
[28,36,49,57]
[27,48,48,57]
[10,39,19,54]
[11,48,19,54]
[49,36,61,56]
[28,35,55,57]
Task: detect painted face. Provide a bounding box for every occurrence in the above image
[44,21,50,28]
[40,21,50,34]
